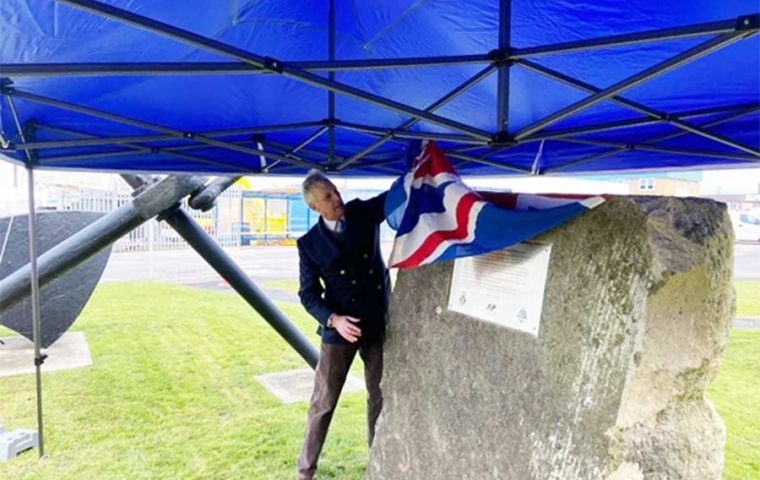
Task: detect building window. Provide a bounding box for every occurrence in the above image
[638,178,655,191]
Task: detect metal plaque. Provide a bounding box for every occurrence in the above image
[448,242,552,336]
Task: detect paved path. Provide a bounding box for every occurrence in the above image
[102,245,301,285]
[735,317,760,329]
[734,243,760,280]
[101,244,759,328]
[103,243,760,283]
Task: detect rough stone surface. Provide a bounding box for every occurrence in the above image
[368,197,733,480]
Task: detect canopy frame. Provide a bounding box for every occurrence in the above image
[0,2,758,175]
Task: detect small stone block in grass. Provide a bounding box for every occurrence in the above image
[0,332,92,378]
[255,368,365,404]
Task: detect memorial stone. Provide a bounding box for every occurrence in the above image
[368,196,733,480]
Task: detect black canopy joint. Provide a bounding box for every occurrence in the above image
[34,353,48,367]
[488,48,512,66]
[491,131,514,146]
[263,57,284,73]
[736,14,759,30]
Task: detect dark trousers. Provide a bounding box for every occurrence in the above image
[296,337,384,480]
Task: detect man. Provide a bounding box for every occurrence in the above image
[296,170,390,480]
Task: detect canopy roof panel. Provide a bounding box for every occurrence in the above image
[1,0,758,176]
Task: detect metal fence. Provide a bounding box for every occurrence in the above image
[50,185,390,253]
[52,187,297,253]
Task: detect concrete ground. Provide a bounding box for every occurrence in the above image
[0,332,92,378]
[734,243,760,280]
[102,243,759,283]
[101,246,301,285]
[101,243,396,302]
[101,242,760,328]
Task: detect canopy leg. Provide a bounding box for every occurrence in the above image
[26,164,46,459]
[6,90,46,458]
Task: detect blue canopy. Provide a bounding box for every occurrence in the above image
[1,0,758,176]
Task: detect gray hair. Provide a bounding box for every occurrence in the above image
[302,169,333,206]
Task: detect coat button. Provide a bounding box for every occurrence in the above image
[340,270,346,275]
[352,280,357,285]
[369,269,374,274]
[377,284,382,290]
[363,253,369,259]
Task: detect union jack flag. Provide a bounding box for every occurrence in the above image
[385,141,607,269]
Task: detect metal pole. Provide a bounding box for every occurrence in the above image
[20,121,327,149]
[546,104,760,173]
[239,190,244,247]
[337,65,496,169]
[31,123,324,172]
[513,32,750,140]
[520,102,758,142]
[556,137,758,162]
[55,0,492,142]
[118,175,318,366]
[162,208,320,367]
[328,0,336,164]
[26,165,45,458]
[0,54,492,76]
[291,127,329,156]
[0,175,207,311]
[4,88,320,170]
[17,134,178,150]
[446,151,530,174]
[264,197,269,245]
[509,16,754,58]
[337,121,484,143]
[516,61,760,156]
[496,0,511,132]
[5,93,45,457]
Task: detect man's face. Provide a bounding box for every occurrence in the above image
[308,181,345,221]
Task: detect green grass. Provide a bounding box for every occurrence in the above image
[735,280,760,317]
[0,282,367,480]
[0,281,758,479]
[707,328,760,480]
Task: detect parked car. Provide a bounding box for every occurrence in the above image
[729,211,760,243]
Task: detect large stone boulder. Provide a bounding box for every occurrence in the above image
[368,196,734,480]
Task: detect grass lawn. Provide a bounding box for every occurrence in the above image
[1,281,758,479]
[734,280,760,317]
[707,328,760,480]
[0,283,367,480]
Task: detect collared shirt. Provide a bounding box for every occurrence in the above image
[323,217,346,234]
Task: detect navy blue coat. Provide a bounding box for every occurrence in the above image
[297,193,390,344]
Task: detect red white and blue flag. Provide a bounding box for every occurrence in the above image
[384,141,608,269]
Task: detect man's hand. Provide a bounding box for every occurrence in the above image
[331,314,362,343]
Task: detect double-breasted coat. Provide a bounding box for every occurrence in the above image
[297,193,390,344]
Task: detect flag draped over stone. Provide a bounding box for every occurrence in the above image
[384,141,607,269]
